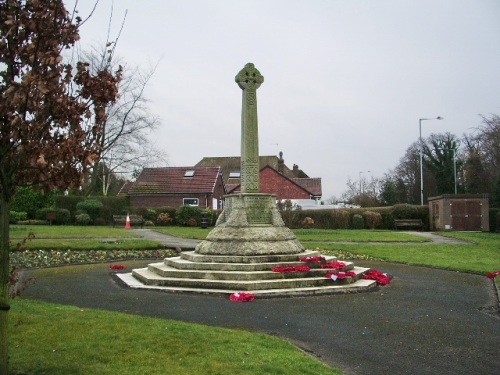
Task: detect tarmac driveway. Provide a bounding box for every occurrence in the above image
[20,259,500,375]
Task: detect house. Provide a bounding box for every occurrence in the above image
[125,166,226,209]
[196,152,322,201]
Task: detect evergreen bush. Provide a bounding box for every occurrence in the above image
[352,214,365,229]
[176,205,202,226]
[76,199,103,222]
[35,208,70,225]
[75,213,92,225]
[9,211,28,224]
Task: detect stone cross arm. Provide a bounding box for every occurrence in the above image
[235,63,264,90]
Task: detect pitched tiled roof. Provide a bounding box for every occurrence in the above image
[117,181,134,196]
[128,167,223,195]
[196,155,302,182]
[292,178,322,196]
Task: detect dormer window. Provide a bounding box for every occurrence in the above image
[184,170,195,177]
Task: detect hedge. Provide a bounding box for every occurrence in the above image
[280,204,429,230]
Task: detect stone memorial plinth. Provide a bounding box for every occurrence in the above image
[195,193,304,255]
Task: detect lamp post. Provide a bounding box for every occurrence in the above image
[419,116,443,205]
[359,171,371,193]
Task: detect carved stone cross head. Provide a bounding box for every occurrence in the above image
[235,63,264,90]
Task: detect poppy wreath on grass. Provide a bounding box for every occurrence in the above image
[486,270,500,279]
[299,256,326,263]
[109,264,126,270]
[362,269,391,285]
[321,261,347,269]
[325,271,357,281]
[272,266,311,273]
[229,292,255,302]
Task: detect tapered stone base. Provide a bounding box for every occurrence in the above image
[195,193,304,256]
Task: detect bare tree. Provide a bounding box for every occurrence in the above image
[78,27,167,195]
[462,114,500,196]
[0,1,120,372]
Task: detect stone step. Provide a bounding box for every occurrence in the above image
[131,266,371,291]
[149,261,356,280]
[164,255,341,271]
[180,250,322,264]
[117,272,378,297]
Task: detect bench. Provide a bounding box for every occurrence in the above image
[112,215,145,228]
[394,219,424,231]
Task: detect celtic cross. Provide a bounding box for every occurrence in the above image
[235,63,264,193]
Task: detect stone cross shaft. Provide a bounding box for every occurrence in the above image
[235,63,264,193]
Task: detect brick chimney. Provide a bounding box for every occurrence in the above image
[278,151,284,175]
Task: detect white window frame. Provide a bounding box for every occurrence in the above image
[183,198,199,206]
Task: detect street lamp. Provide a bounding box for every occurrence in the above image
[359,171,371,193]
[419,116,443,205]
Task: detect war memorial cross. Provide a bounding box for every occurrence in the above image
[235,63,264,193]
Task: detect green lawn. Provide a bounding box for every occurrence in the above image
[9,299,340,375]
[154,227,430,242]
[10,225,139,239]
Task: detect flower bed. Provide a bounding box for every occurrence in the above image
[10,249,176,269]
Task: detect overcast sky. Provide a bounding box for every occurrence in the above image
[72,0,500,200]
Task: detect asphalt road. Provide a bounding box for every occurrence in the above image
[20,259,500,375]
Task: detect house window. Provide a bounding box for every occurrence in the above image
[229,171,240,178]
[183,198,199,206]
[184,170,195,177]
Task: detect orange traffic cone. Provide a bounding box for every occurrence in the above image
[125,213,131,229]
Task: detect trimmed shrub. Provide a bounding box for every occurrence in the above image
[75,213,91,225]
[156,213,173,226]
[144,220,155,227]
[363,211,382,229]
[10,211,28,224]
[352,214,365,229]
[76,199,103,222]
[176,205,202,226]
[35,207,70,225]
[144,209,157,222]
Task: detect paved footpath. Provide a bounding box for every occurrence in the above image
[21,231,500,375]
